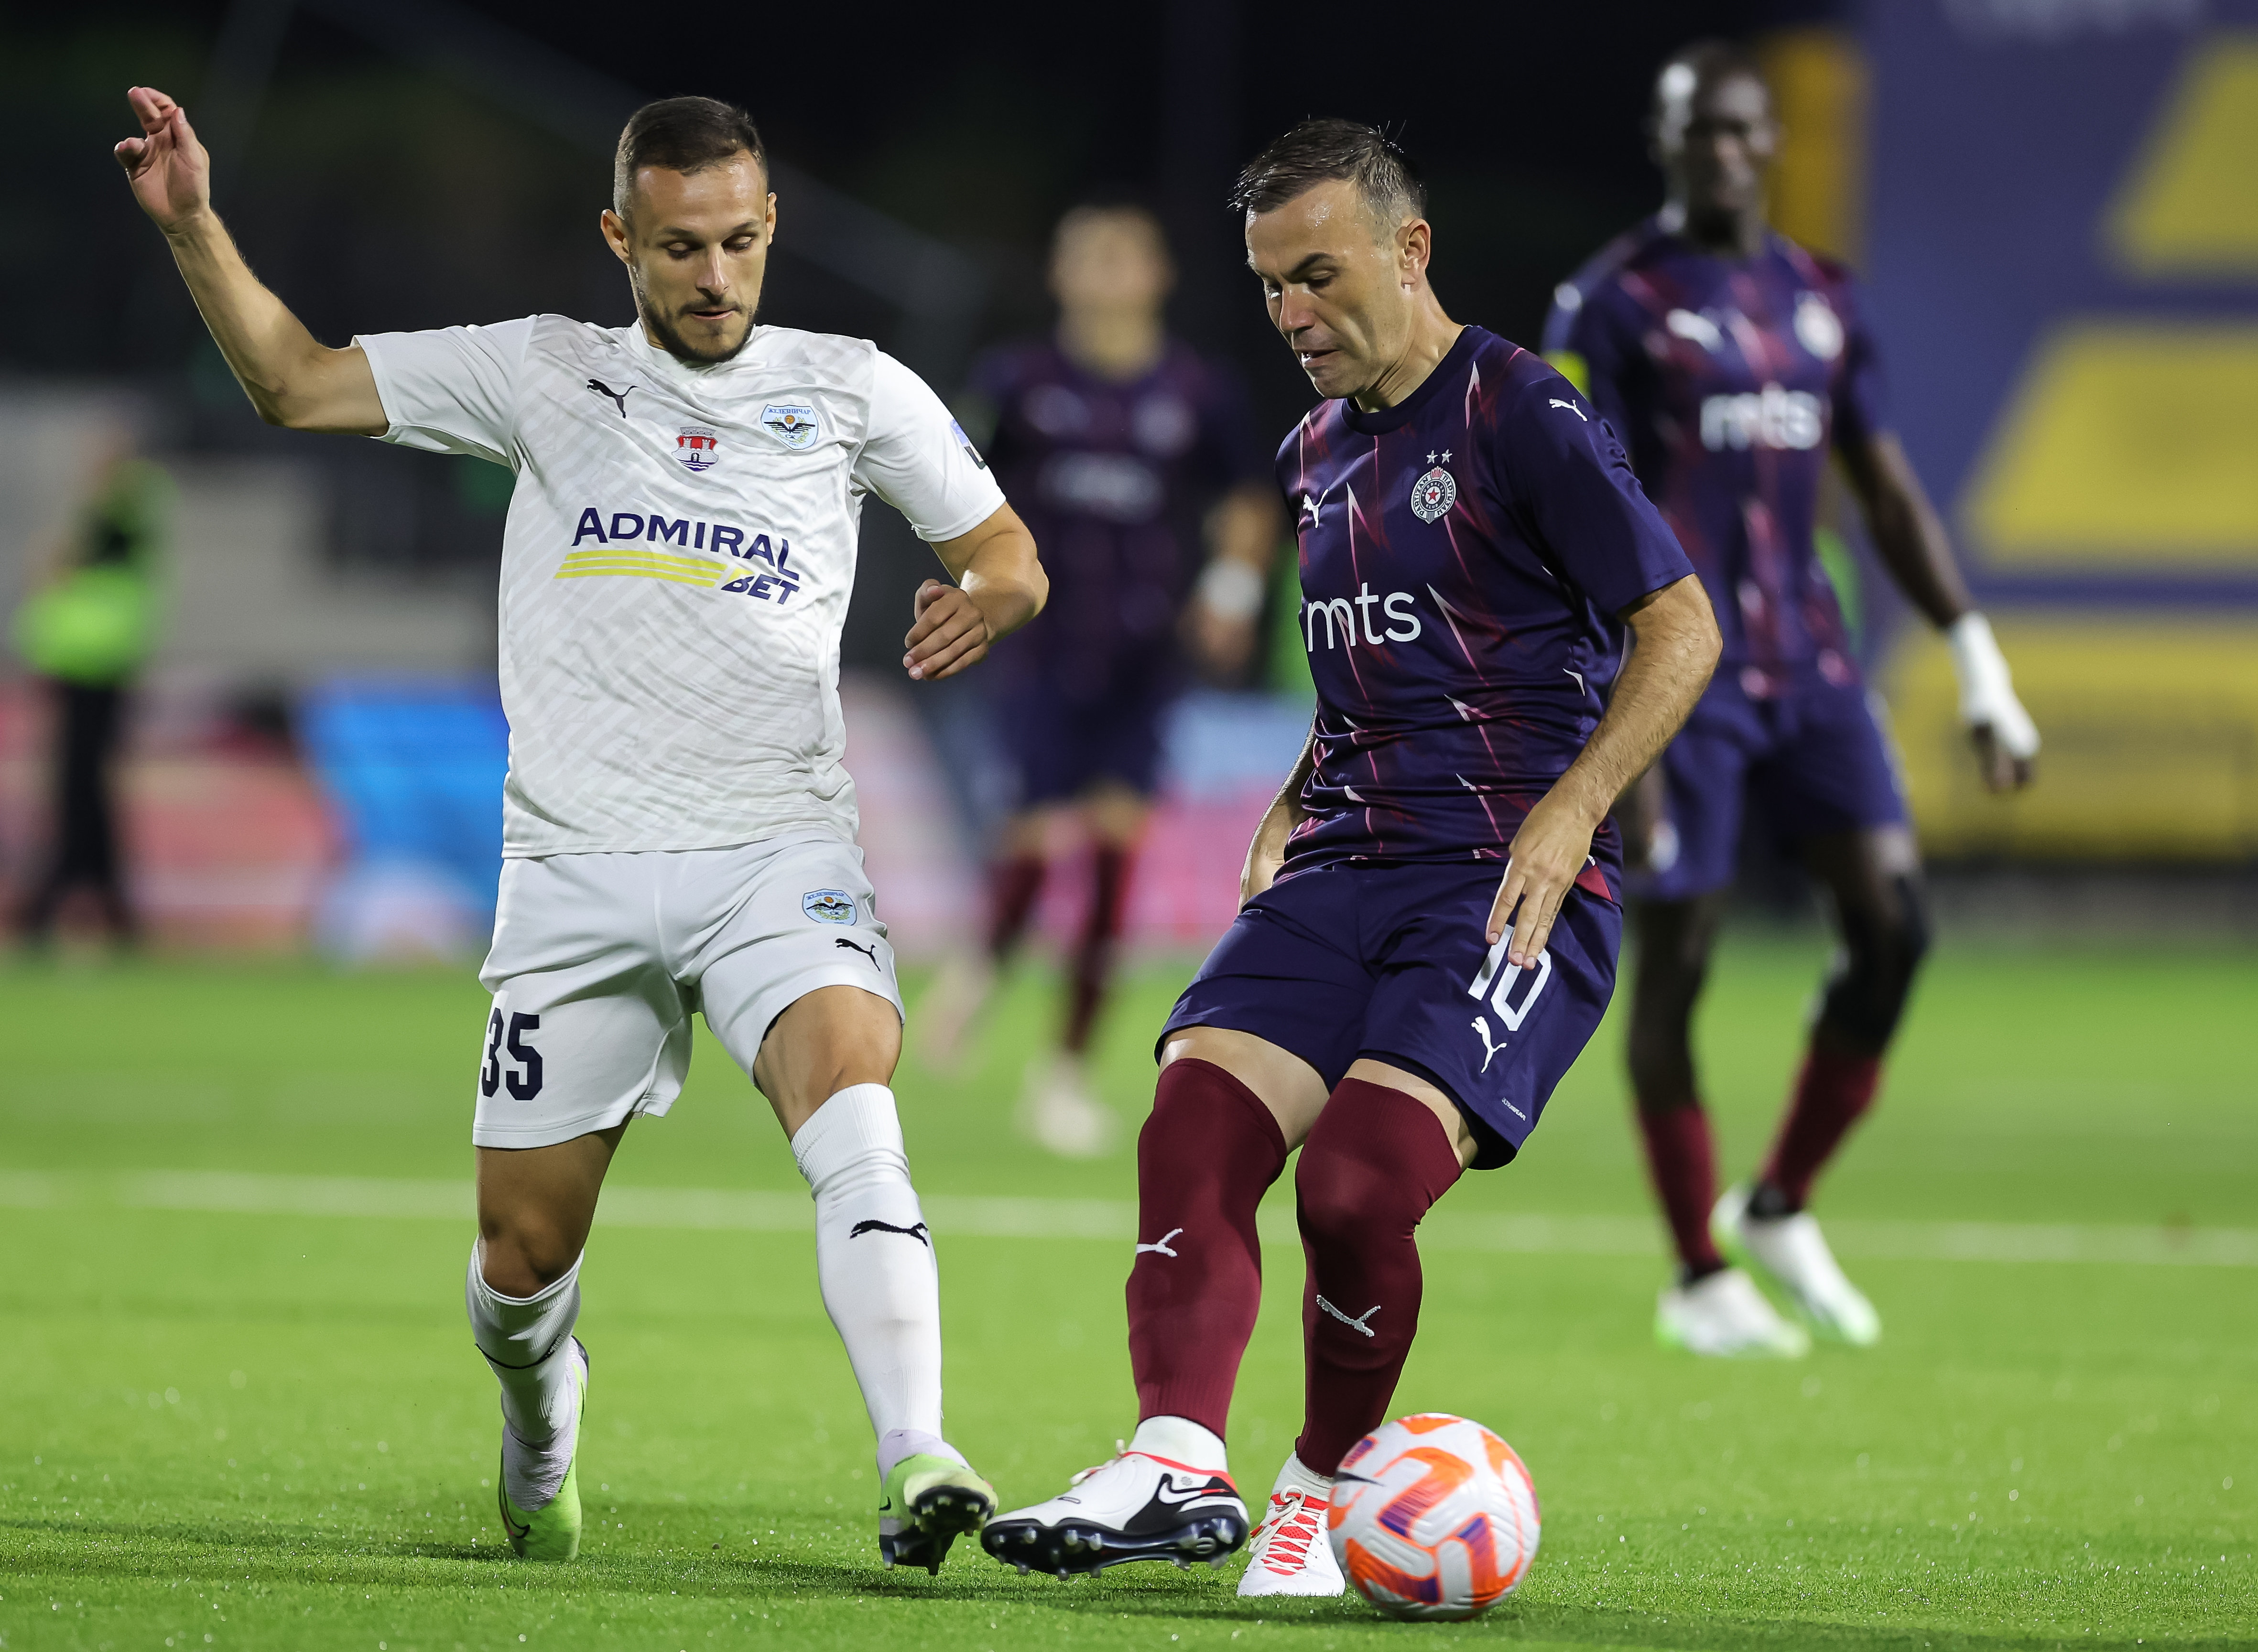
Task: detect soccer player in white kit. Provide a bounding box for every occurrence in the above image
[115,87,1047,1571]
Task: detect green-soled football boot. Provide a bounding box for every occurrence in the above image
[497,1339,588,1562]
[879,1452,996,1574]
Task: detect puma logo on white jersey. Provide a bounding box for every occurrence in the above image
[1136,1227,1183,1258]
[1316,1295,1381,1338]
[1472,1016,1505,1073]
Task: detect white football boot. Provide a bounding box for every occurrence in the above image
[1238,1451,1343,1597]
[1715,1184,1882,1346]
[1019,1051,1117,1159]
[983,1446,1247,1577]
[1655,1267,1811,1358]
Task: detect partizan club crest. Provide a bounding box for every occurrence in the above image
[1409,459,1458,524]
[674,426,718,473]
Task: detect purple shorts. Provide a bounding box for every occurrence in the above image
[996,680,1175,808]
[1637,671,1908,903]
[1159,861,1622,1168]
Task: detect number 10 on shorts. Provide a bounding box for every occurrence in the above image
[1466,933,1552,1030]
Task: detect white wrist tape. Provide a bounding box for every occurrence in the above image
[1945,612,2040,759]
[1196,558,1267,623]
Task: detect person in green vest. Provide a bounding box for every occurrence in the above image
[12,447,171,945]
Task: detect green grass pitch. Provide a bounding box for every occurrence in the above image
[2,933,2253,1650]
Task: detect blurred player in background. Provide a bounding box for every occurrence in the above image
[118,86,1043,1570]
[12,440,171,947]
[920,204,1277,1157]
[1544,42,2039,1359]
[986,121,1718,1596]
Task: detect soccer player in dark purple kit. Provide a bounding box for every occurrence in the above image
[983,122,1720,1598]
[1543,43,2039,1359]
[919,204,1277,1157]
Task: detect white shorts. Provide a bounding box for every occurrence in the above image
[472,837,902,1149]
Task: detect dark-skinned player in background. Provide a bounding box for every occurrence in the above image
[920,205,1279,1158]
[1543,42,2039,1360]
[983,121,1720,1598]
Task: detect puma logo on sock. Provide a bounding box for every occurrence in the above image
[1135,1227,1183,1258]
[1316,1294,1380,1338]
[850,1218,930,1245]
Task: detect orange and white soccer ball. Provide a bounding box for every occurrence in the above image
[1326,1413,1541,1621]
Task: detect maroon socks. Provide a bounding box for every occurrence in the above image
[1064,843,1132,1056]
[1761,1045,1883,1211]
[986,853,1046,959]
[1635,1102,1726,1276]
[1125,1059,1289,1438]
[1292,1080,1463,1476]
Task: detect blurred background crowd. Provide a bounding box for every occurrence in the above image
[4,0,2254,972]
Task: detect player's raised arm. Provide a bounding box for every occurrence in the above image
[904,503,1046,682]
[114,86,383,435]
[1490,574,1719,967]
[1834,429,2037,792]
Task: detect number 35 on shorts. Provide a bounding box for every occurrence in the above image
[480,1006,544,1100]
[1466,932,1552,1030]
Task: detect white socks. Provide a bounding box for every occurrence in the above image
[465,1241,584,1512]
[1271,1448,1335,1498]
[1131,1415,1229,1475]
[792,1084,956,1476]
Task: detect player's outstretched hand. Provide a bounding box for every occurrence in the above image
[115,87,211,234]
[903,579,992,682]
[1489,788,1601,969]
[1969,724,2034,794]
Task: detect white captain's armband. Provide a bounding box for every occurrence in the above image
[1944,612,2040,760]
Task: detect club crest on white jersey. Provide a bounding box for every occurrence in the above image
[675,426,718,472]
[802,888,857,924]
[1410,464,1458,524]
[761,403,821,450]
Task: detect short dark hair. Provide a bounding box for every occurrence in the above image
[1652,39,1770,126]
[1227,119,1425,233]
[612,97,766,218]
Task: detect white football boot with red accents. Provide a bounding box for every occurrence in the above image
[1237,1451,1343,1597]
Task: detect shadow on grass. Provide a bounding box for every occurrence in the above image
[0,1515,2219,1652]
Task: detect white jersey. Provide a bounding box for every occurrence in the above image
[357,316,1005,857]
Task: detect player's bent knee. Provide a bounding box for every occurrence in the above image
[477,1223,580,1298]
[1822,875,1932,1049]
[755,985,903,1131]
[1294,1080,1461,1242]
[1293,1142,1389,1244]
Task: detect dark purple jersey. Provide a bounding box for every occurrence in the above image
[968,339,1263,701]
[1542,216,1888,699]
[1279,326,1693,895]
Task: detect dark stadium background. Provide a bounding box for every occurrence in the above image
[7,0,1841,669]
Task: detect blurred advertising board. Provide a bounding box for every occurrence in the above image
[1867,1,2258,859]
